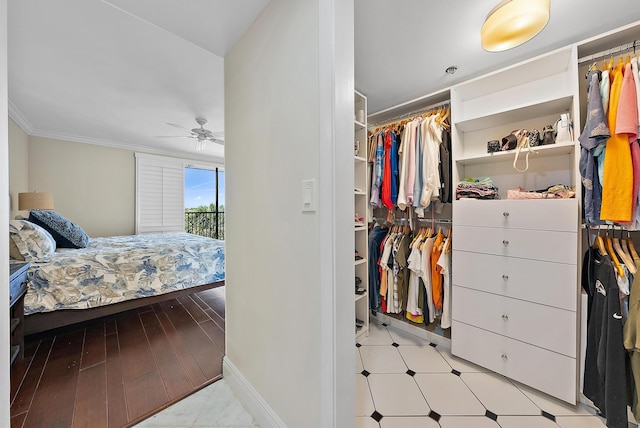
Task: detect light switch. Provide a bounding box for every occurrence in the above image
[301,179,316,212]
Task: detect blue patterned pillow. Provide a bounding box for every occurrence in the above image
[28,210,89,248]
[9,220,57,260]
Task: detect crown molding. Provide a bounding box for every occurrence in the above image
[28,128,224,164]
[8,99,34,134]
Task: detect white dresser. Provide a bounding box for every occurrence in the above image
[451,199,578,403]
[449,46,581,404]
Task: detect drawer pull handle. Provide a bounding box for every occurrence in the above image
[501,353,508,360]
[503,211,510,217]
[502,314,509,321]
[502,274,509,280]
[502,240,509,246]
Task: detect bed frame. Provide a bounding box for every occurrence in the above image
[24,280,225,336]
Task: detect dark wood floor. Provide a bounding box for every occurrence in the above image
[10,286,227,428]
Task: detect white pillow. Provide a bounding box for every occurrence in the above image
[9,220,57,261]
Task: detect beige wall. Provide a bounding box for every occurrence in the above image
[225,0,355,425]
[8,117,28,221]
[28,136,135,237]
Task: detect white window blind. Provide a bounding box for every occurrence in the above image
[135,153,185,234]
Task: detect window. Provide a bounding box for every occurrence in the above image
[135,153,185,234]
[184,166,225,239]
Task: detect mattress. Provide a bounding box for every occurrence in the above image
[24,232,225,315]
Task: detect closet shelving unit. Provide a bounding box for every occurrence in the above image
[354,90,369,340]
[450,46,582,404]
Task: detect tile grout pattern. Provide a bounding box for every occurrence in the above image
[356,320,639,428]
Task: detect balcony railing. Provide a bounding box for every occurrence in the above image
[184,211,225,240]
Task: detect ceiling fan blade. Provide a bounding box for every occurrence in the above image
[155,135,195,139]
[166,123,194,133]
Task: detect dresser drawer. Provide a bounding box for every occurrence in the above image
[452,321,577,404]
[453,225,577,265]
[453,199,577,231]
[452,250,577,311]
[453,286,576,357]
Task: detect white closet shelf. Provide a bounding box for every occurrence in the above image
[455,95,573,133]
[355,258,367,266]
[355,293,366,303]
[354,120,366,130]
[355,226,367,232]
[354,191,367,196]
[453,48,572,102]
[456,140,575,166]
[354,155,367,163]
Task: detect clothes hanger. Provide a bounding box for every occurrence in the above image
[444,230,452,254]
[613,227,636,274]
[591,226,607,256]
[627,230,640,261]
[605,226,625,277]
[620,230,637,273]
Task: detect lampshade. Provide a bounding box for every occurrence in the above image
[481,0,550,52]
[18,192,54,211]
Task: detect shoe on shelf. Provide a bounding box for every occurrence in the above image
[355,213,365,226]
[355,276,362,285]
[355,250,363,261]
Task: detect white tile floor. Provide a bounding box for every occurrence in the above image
[134,379,259,428]
[138,320,639,428]
[356,320,640,428]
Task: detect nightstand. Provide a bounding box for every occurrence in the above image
[9,262,29,365]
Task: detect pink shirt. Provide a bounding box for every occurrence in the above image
[617,63,640,225]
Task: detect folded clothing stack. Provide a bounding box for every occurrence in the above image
[456,177,499,200]
[507,184,575,200]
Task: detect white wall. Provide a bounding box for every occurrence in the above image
[28,135,136,237]
[8,117,28,221]
[224,0,354,426]
[0,0,10,424]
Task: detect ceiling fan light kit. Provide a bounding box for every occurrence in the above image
[160,117,224,151]
[481,0,550,52]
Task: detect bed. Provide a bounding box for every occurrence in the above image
[10,218,225,335]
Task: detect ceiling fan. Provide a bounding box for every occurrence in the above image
[158,117,224,150]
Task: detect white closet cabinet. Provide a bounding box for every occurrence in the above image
[355,90,369,340]
[450,46,581,404]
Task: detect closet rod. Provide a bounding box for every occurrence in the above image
[578,40,637,64]
[417,218,452,224]
[368,100,450,128]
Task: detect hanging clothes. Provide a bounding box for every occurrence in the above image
[437,235,452,329]
[624,257,640,421]
[579,70,609,225]
[370,132,384,208]
[617,62,640,226]
[381,131,394,210]
[368,225,388,313]
[601,63,634,223]
[420,235,436,325]
[439,129,452,204]
[582,246,630,428]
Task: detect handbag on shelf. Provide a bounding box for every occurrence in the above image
[554,113,574,144]
[512,129,537,172]
[487,140,501,153]
[541,125,555,145]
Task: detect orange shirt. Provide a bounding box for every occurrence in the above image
[431,232,444,311]
[601,64,634,222]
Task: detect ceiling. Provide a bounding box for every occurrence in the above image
[7,1,640,161]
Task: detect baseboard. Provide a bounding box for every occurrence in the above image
[371,312,452,348]
[223,356,287,428]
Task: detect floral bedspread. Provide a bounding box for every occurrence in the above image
[24,232,225,315]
